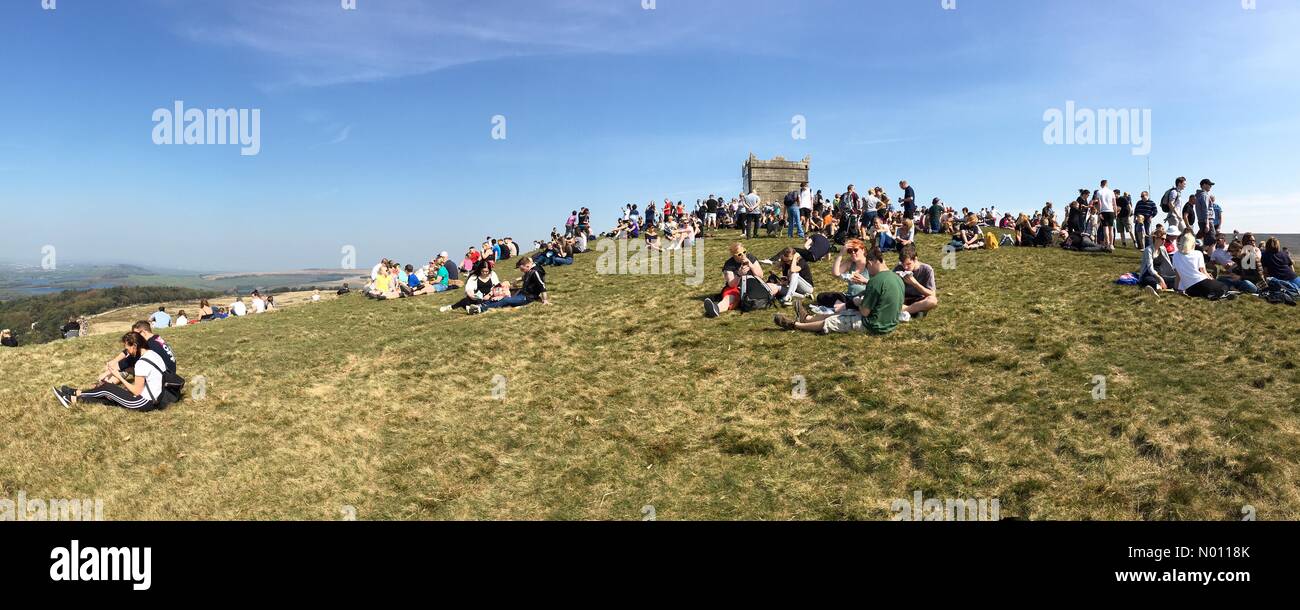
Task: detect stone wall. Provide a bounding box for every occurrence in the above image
[742,154,810,205]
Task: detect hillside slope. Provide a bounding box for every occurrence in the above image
[2,234,1298,520]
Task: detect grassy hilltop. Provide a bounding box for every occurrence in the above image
[1,233,1298,520]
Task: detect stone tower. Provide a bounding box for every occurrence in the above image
[742,154,811,205]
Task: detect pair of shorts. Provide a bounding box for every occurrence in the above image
[822,311,865,334]
[720,285,741,303]
[1100,212,1116,228]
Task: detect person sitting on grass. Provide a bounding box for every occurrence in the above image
[199,299,215,321]
[443,260,500,312]
[1215,241,1260,295]
[1233,236,1266,291]
[470,256,553,314]
[894,245,938,321]
[952,219,984,251]
[150,307,171,329]
[895,218,916,252]
[1136,227,1175,295]
[1,329,17,348]
[775,245,904,335]
[645,223,661,251]
[366,263,400,300]
[1261,237,1299,292]
[422,259,451,294]
[813,238,870,313]
[53,332,169,411]
[230,297,248,316]
[1172,231,1231,300]
[872,215,898,252]
[768,247,814,306]
[703,242,763,318]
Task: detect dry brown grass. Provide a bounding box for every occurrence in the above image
[1,233,1298,520]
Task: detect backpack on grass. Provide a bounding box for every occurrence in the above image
[138,358,186,409]
[739,275,775,312]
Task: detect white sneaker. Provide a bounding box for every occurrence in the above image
[898,310,912,322]
[439,305,453,313]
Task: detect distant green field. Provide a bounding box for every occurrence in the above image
[2,233,1297,520]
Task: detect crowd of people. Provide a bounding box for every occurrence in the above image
[38,172,1299,412]
[361,227,589,314]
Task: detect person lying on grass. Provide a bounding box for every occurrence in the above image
[774,245,904,335]
[703,242,763,318]
[53,332,168,411]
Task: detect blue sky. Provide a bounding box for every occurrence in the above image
[2,0,1298,270]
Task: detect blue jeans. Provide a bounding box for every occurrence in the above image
[481,294,530,310]
[878,233,897,251]
[1268,277,1300,292]
[1218,277,1258,294]
[786,206,805,238]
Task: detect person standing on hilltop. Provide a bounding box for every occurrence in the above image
[1134,191,1157,250]
[899,180,916,223]
[742,189,761,239]
[798,181,814,236]
[1195,179,1216,241]
[1161,177,1186,232]
[1115,190,1133,248]
[1091,179,1117,251]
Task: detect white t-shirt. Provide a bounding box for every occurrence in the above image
[231,301,247,316]
[798,188,813,210]
[1173,250,1209,292]
[174,315,188,326]
[1095,189,1116,213]
[251,297,266,313]
[134,350,167,403]
[370,263,383,280]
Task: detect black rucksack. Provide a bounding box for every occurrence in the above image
[783,190,799,207]
[739,276,775,312]
[138,357,186,408]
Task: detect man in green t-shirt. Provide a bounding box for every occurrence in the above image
[773,245,904,335]
[928,198,945,234]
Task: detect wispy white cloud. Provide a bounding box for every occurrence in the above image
[174,0,726,87]
[327,124,352,145]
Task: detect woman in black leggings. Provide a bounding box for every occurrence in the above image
[52,332,166,411]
